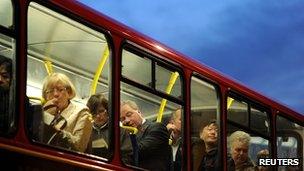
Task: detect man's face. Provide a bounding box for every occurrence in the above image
[200,123,218,145]
[231,141,249,166]
[120,104,143,128]
[172,109,182,132]
[0,64,11,91]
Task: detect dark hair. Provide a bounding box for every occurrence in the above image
[86,93,108,115]
[0,55,12,78]
[199,119,218,133]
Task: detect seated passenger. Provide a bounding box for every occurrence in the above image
[42,73,92,152]
[166,108,182,171]
[229,130,256,171]
[86,93,109,157]
[0,55,12,131]
[120,100,172,171]
[198,120,234,171]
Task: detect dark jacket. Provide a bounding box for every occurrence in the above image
[136,120,172,171]
[90,122,109,157]
[235,157,256,171]
[198,149,235,171]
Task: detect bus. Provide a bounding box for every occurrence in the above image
[0,0,303,170]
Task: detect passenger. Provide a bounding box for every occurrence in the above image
[166,108,182,171]
[229,130,256,171]
[42,73,92,152]
[120,100,172,171]
[198,120,234,171]
[256,149,270,171]
[0,55,11,91]
[0,55,12,131]
[86,93,109,157]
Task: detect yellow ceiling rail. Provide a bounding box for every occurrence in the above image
[156,71,179,123]
[120,125,138,135]
[90,45,109,95]
[227,97,234,109]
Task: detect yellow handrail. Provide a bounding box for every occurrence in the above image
[156,71,179,122]
[90,45,109,95]
[120,125,139,135]
[44,60,53,76]
[227,97,234,109]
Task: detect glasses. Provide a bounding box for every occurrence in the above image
[45,87,67,95]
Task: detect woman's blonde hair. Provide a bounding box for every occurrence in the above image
[42,73,76,100]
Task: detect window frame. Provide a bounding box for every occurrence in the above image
[0,0,17,137]
[25,0,115,161]
[190,72,222,171]
[227,91,272,140]
[121,43,184,106]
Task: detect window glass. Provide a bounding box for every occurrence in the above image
[120,47,183,170]
[191,76,220,171]
[122,49,151,86]
[277,115,303,171]
[250,107,270,136]
[0,32,15,135]
[27,2,111,159]
[155,64,181,98]
[0,0,13,28]
[227,97,248,126]
[122,48,182,99]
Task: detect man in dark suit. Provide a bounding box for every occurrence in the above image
[166,109,182,171]
[120,100,172,171]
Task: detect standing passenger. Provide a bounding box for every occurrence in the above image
[86,93,109,157]
[42,73,92,152]
[167,108,182,171]
[120,100,172,171]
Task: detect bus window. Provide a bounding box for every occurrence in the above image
[122,47,182,99]
[190,76,220,171]
[250,107,270,136]
[0,0,13,29]
[227,97,249,126]
[277,115,303,171]
[27,2,111,158]
[120,46,183,170]
[0,32,15,136]
[227,95,271,170]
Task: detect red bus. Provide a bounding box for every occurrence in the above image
[0,0,303,170]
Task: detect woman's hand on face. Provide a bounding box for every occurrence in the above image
[43,98,58,115]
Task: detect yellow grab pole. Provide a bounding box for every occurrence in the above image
[90,45,109,95]
[227,97,234,109]
[44,60,53,76]
[120,125,139,135]
[156,71,179,122]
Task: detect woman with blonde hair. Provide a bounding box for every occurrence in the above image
[42,73,92,152]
